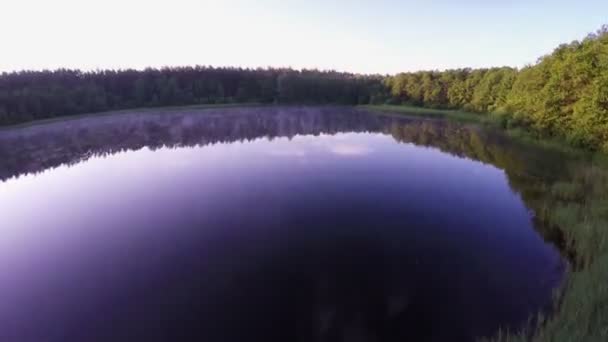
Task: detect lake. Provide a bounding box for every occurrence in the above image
[0,106,564,341]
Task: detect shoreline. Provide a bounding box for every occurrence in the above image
[364,104,608,342]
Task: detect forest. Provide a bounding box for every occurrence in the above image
[0,67,387,126]
[385,25,608,151]
[0,26,606,151]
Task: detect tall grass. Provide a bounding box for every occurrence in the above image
[0,102,266,131]
[365,104,608,341]
[531,156,608,341]
[360,104,496,124]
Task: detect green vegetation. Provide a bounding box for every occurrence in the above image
[366,105,608,342]
[364,104,585,155]
[362,104,498,124]
[384,25,608,152]
[524,154,608,342]
[0,102,266,131]
[480,158,608,342]
[0,68,387,126]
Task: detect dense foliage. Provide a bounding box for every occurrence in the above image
[0,67,387,125]
[385,25,608,151]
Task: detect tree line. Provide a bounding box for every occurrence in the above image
[0,67,388,125]
[385,25,608,151]
[0,25,606,151]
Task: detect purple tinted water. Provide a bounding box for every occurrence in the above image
[0,107,563,341]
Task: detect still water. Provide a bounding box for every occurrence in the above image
[0,107,563,341]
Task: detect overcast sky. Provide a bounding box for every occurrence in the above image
[2,0,607,74]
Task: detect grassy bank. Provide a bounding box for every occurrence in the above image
[365,104,608,341]
[362,104,583,154]
[487,153,608,342]
[361,104,497,124]
[0,102,265,131]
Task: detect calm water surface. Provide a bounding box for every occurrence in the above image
[0,107,564,341]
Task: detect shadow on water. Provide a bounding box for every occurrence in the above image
[0,106,576,341]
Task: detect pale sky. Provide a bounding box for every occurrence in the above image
[1,0,607,74]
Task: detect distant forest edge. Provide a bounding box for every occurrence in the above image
[386,26,608,152]
[0,25,606,151]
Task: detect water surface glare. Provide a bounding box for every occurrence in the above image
[0,107,563,341]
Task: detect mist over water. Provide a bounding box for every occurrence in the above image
[0,107,564,341]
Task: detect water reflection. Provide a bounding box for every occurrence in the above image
[0,106,564,342]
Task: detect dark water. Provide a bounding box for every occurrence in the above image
[0,107,564,342]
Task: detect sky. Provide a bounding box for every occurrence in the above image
[1,0,607,74]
